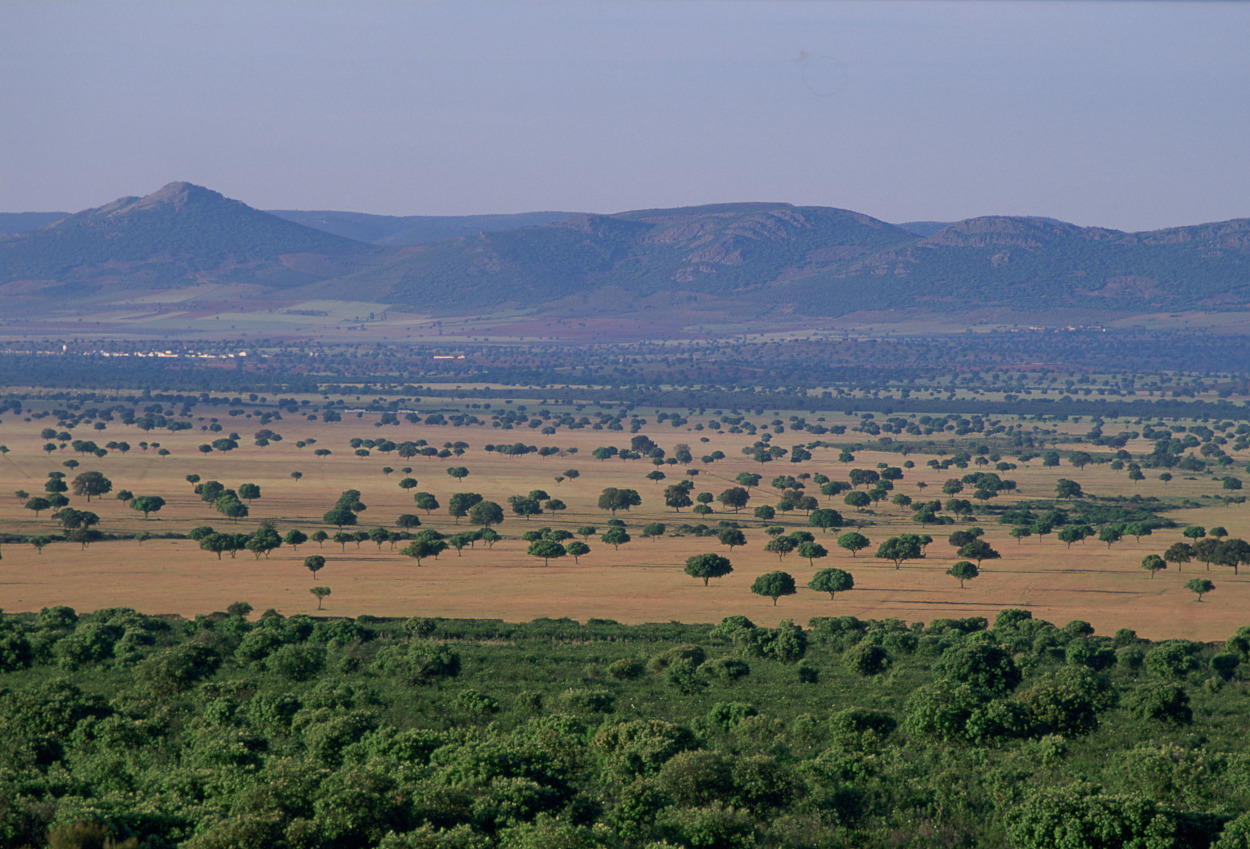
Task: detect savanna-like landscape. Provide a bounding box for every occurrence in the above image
[4,183,1250,849]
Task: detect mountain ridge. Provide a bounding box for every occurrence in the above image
[2,182,1249,324]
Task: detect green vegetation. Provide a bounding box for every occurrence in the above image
[1,608,1248,848]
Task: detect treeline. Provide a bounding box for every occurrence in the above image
[2,607,1250,848]
[6,330,1250,406]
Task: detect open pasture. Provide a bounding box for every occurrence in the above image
[2,399,1248,640]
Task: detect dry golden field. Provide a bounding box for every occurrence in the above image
[2,403,1247,641]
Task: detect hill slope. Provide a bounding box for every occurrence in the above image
[0,182,376,296]
[346,203,918,315]
[2,183,1249,324]
[785,216,1250,314]
[268,209,578,245]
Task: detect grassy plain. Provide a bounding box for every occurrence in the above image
[1,403,1247,641]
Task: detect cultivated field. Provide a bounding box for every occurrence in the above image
[2,401,1247,641]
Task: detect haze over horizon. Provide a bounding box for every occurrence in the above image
[4,1,1247,233]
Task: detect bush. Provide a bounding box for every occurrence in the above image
[559,688,616,713]
[1210,653,1241,681]
[649,644,706,672]
[1144,641,1200,680]
[372,643,461,684]
[706,702,759,731]
[700,658,750,682]
[829,707,897,748]
[843,642,889,677]
[1126,682,1193,726]
[266,643,326,682]
[140,642,222,694]
[608,658,646,680]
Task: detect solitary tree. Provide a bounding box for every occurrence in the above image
[1098,526,1124,548]
[684,553,733,586]
[305,555,326,578]
[845,491,871,512]
[736,473,762,490]
[1194,537,1221,570]
[216,494,249,523]
[664,485,693,512]
[1213,538,1250,575]
[947,560,979,588]
[957,539,1000,568]
[402,539,437,566]
[284,529,309,550]
[1163,542,1193,573]
[797,541,829,566]
[444,492,480,524]
[310,586,331,610]
[1056,527,1086,549]
[642,522,666,541]
[508,495,543,521]
[24,496,52,517]
[200,533,230,560]
[1186,578,1215,602]
[809,568,854,599]
[598,487,642,516]
[751,571,797,605]
[876,535,925,570]
[468,500,505,528]
[527,539,567,566]
[601,526,631,550]
[129,495,166,519]
[765,535,796,561]
[717,487,751,513]
[237,483,261,504]
[323,507,358,528]
[1141,554,1167,579]
[368,526,391,549]
[246,527,282,559]
[1055,479,1083,499]
[71,471,112,502]
[809,508,844,534]
[566,540,590,563]
[717,527,747,550]
[414,492,440,514]
[837,531,871,557]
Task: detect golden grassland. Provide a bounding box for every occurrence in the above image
[1,407,1247,641]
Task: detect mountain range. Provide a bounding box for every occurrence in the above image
[2,182,1248,327]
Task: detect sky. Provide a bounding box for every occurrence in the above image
[3,1,1247,231]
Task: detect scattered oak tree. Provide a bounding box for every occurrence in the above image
[684,553,733,587]
[751,571,797,606]
[1186,578,1215,601]
[809,568,854,599]
[947,560,979,588]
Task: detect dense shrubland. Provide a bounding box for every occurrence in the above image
[2,606,1250,849]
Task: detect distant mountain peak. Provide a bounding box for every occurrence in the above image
[140,180,219,205]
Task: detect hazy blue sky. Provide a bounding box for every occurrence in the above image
[3,1,1246,231]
